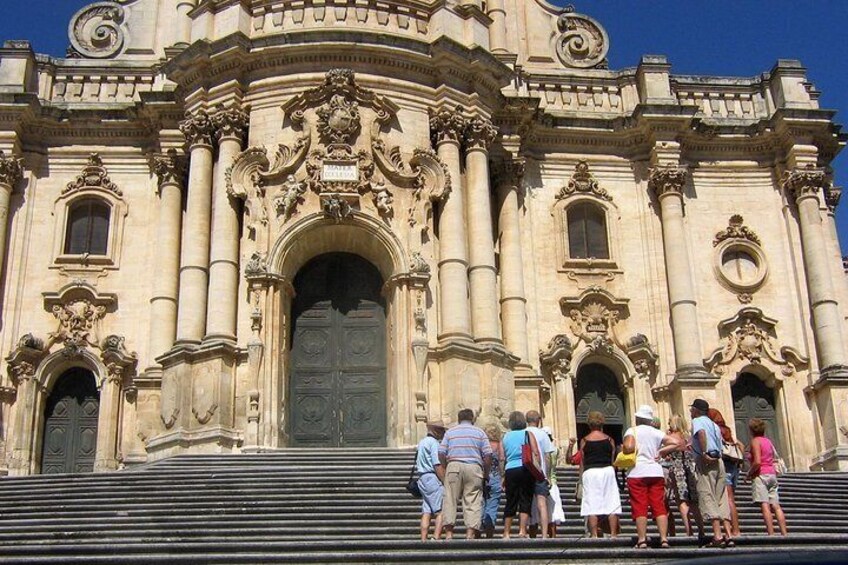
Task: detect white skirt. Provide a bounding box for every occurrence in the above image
[530,483,566,525]
[580,466,622,517]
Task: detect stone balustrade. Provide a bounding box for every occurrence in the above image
[48,73,157,103]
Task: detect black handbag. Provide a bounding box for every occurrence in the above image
[405,448,422,498]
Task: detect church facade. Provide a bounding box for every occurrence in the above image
[0,0,846,475]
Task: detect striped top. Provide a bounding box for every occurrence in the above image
[438,422,493,467]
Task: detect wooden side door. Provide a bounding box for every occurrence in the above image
[41,368,99,474]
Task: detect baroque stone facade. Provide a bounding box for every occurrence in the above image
[0,0,846,474]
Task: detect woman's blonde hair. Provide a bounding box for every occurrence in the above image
[587,411,605,429]
[484,423,502,442]
[668,414,689,437]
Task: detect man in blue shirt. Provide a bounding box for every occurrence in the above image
[416,420,446,541]
[438,409,492,539]
[690,398,730,547]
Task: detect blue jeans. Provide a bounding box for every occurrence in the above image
[482,474,503,529]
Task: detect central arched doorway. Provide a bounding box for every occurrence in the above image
[41,368,99,474]
[732,372,782,453]
[575,363,626,444]
[289,252,387,447]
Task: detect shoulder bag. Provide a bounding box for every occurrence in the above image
[613,430,637,470]
[405,447,422,498]
[772,442,788,475]
[721,440,744,462]
[522,431,546,481]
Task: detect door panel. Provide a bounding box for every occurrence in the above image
[290,253,387,447]
[575,363,626,444]
[41,368,99,474]
[732,372,782,452]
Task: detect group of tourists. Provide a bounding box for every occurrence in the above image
[413,399,788,547]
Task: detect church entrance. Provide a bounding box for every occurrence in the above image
[288,253,387,447]
[732,372,782,452]
[575,363,626,444]
[41,368,99,474]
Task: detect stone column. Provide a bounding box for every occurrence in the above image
[0,151,23,286]
[486,0,508,53]
[782,166,848,370]
[147,150,185,366]
[496,158,530,366]
[205,105,248,343]
[93,369,122,472]
[429,107,472,342]
[649,166,707,375]
[175,110,216,345]
[464,115,501,344]
[7,365,38,476]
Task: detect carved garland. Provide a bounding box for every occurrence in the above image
[64,153,121,196]
[556,160,611,201]
[713,215,761,247]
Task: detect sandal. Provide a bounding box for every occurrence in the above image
[705,537,726,548]
[724,537,736,548]
[660,540,670,549]
[634,540,649,549]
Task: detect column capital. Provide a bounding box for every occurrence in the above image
[179,109,216,148]
[429,105,467,146]
[492,157,526,188]
[465,115,498,152]
[150,148,186,190]
[782,164,829,202]
[212,104,249,145]
[648,165,687,198]
[825,186,842,212]
[0,150,24,189]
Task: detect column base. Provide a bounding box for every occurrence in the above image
[146,425,244,462]
[811,446,848,471]
[668,365,720,415]
[437,331,474,343]
[202,333,237,345]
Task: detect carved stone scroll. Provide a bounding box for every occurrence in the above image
[151,149,186,190]
[555,8,609,69]
[540,334,573,382]
[68,2,126,59]
[648,166,687,198]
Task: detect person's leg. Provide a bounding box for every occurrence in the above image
[760,502,775,535]
[461,463,483,539]
[587,515,599,538]
[773,503,788,536]
[441,463,460,540]
[728,486,740,537]
[536,493,549,538]
[434,513,443,540]
[657,514,669,544]
[679,501,691,536]
[635,517,648,546]
[711,518,723,541]
[518,512,530,537]
[420,513,431,541]
[608,514,620,538]
[503,515,513,539]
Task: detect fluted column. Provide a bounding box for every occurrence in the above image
[783,166,848,370]
[205,105,248,343]
[464,115,501,344]
[147,150,185,365]
[649,166,706,374]
[496,158,530,365]
[0,151,23,285]
[176,110,216,344]
[429,107,472,342]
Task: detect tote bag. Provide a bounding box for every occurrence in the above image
[522,431,546,481]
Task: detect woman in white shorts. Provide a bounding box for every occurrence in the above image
[745,418,788,536]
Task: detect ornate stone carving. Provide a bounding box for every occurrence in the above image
[705,307,808,379]
[151,149,186,189]
[493,158,525,189]
[0,150,24,188]
[244,252,268,279]
[321,195,353,222]
[626,334,659,381]
[68,2,126,59]
[273,175,306,219]
[561,287,630,356]
[6,333,46,387]
[464,115,498,151]
[713,215,761,247]
[825,186,842,211]
[429,105,467,145]
[781,164,829,201]
[212,104,250,143]
[100,334,138,397]
[556,160,611,201]
[64,153,121,196]
[179,109,216,147]
[410,252,430,275]
[540,334,573,382]
[648,166,687,198]
[555,7,609,69]
[305,145,375,195]
[371,179,393,217]
[49,300,106,356]
[317,93,361,146]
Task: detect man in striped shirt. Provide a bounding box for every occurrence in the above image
[438,408,493,539]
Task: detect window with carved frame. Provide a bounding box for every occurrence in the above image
[566,202,610,260]
[63,198,111,256]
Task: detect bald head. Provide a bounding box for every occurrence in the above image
[526,410,542,426]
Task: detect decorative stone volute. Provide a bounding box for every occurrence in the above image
[825,186,842,211]
[429,105,467,145]
[64,153,120,196]
[100,334,138,396]
[68,1,126,59]
[556,160,611,201]
[0,150,24,189]
[555,7,609,69]
[464,115,498,151]
[781,164,829,202]
[713,215,761,247]
[540,334,573,382]
[648,166,687,198]
[6,333,45,387]
[213,104,250,144]
[179,109,216,148]
[151,149,186,189]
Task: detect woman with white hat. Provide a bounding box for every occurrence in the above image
[622,404,683,549]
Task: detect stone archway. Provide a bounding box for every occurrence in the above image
[574,362,627,444]
[288,252,387,447]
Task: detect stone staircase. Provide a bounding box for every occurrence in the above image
[0,449,846,563]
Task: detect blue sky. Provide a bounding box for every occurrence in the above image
[2,0,848,252]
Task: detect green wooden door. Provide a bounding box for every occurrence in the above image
[732,372,782,452]
[575,363,626,444]
[41,368,99,474]
[289,253,387,447]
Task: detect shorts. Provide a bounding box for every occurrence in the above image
[724,459,740,489]
[504,467,535,517]
[752,474,779,504]
[418,472,443,515]
[627,476,667,520]
[534,480,550,496]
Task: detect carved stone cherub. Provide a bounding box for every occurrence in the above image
[273,174,305,218]
[372,180,393,216]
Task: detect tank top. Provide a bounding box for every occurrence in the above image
[582,438,614,470]
[751,436,776,475]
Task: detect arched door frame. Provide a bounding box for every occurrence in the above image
[264,212,419,447]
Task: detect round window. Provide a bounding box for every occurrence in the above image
[713,241,768,293]
[721,250,759,286]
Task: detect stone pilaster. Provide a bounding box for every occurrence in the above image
[495,158,530,367]
[147,149,185,369]
[205,104,249,343]
[464,114,501,344]
[175,110,216,344]
[649,165,709,379]
[0,151,23,289]
[429,106,472,342]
